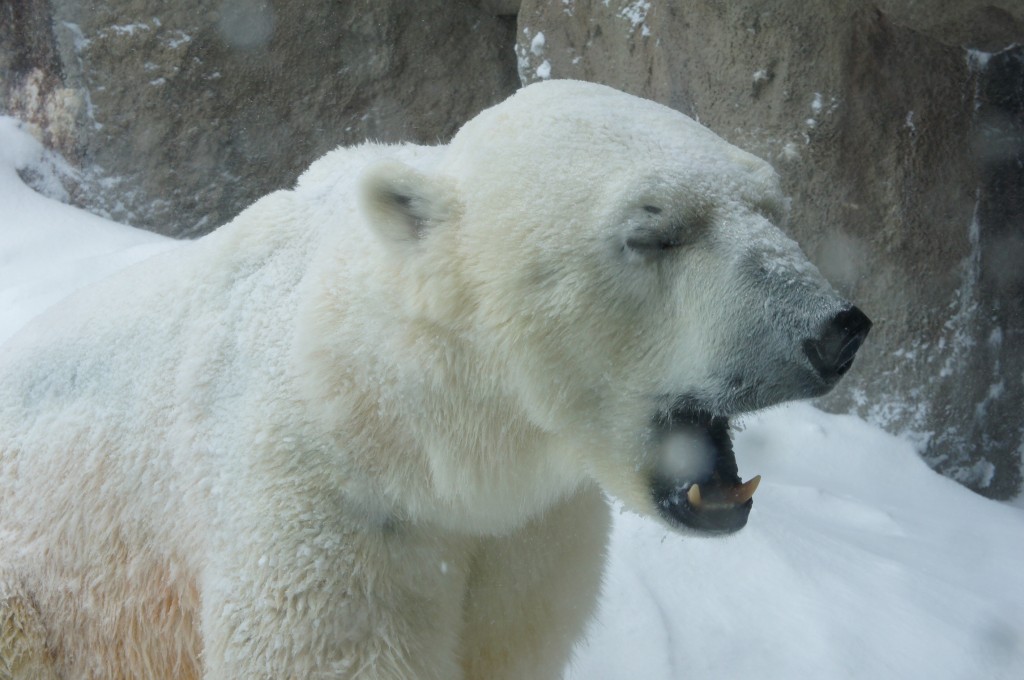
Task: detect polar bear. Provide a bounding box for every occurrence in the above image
[0,80,870,679]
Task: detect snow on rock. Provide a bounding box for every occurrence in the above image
[530,31,546,55]
[518,28,553,81]
[618,0,652,35]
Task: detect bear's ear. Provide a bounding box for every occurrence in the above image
[360,161,458,247]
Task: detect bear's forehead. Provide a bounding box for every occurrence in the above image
[452,80,773,185]
[493,81,721,142]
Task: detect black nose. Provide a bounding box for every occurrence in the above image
[803,306,872,381]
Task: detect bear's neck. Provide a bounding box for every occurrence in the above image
[403,335,588,534]
[294,319,586,535]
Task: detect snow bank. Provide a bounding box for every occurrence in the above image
[0,117,179,344]
[571,404,1024,679]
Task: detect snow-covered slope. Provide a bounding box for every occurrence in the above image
[1,117,1021,680]
[0,117,179,345]
[570,405,1024,679]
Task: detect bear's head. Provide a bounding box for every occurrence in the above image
[360,80,870,535]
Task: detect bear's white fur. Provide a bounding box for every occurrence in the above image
[0,80,851,678]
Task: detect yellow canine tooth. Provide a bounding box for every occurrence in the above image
[686,484,702,507]
[731,475,761,504]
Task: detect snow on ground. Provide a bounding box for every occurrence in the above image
[570,407,1024,680]
[1,117,1022,679]
[0,117,179,344]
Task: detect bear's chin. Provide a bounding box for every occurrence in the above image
[648,412,761,535]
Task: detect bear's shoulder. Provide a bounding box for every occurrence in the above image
[295,142,445,200]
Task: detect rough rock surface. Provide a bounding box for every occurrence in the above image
[0,0,518,237]
[515,0,1024,498]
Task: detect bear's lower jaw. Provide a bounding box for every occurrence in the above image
[649,413,760,535]
[651,475,758,534]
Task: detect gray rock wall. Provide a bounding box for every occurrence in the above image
[515,0,1023,498]
[0,0,519,236]
[1,0,1021,498]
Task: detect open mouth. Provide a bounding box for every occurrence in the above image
[649,410,760,534]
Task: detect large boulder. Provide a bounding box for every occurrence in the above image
[515,0,1024,498]
[0,0,518,237]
